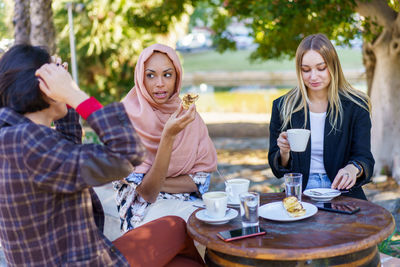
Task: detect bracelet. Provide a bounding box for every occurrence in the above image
[349,160,363,177]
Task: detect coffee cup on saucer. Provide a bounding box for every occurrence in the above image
[202,191,228,219]
[225,178,250,205]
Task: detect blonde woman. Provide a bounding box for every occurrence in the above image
[268,33,374,200]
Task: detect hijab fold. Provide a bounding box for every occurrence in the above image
[122,44,217,177]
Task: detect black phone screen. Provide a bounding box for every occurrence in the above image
[217,226,266,242]
[316,202,360,214]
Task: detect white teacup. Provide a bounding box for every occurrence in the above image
[225,178,250,204]
[202,191,228,219]
[287,129,311,152]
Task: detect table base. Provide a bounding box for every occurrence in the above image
[205,245,380,267]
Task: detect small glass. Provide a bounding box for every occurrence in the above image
[239,192,259,227]
[284,173,302,202]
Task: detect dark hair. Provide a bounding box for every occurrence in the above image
[0,44,51,113]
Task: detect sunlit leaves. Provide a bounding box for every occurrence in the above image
[388,0,399,12]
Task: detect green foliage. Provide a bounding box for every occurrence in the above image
[188,0,214,30]
[0,0,13,39]
[83,130,101,144]
[208,0,363,61]
[388,0,400,12]
[53,0,197,104]
[378,230,400,257]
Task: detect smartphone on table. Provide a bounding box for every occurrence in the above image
[316,202,360,215]
[217,226,266,242]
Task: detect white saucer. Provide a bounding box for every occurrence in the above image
[259,202,318,222]
[303,188,341,202]
[195,208,238,225]
[227,200,240,207]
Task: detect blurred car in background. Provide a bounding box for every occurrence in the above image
[176,29,213,52]
[224,22,256,50]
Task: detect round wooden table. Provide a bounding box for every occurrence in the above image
[187,193,395,266]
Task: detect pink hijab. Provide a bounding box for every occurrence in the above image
[122,44,217,177]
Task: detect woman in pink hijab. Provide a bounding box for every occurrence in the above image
[114,44,217,231]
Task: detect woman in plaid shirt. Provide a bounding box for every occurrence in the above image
[0,45,204,266]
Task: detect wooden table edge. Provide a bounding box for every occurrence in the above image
[188,211,395,261]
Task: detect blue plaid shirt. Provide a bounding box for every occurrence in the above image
[0,103,145,266]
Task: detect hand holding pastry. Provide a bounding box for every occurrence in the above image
[181,93,199,109]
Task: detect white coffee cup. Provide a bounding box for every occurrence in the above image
[287,129,311,152]
[225,178,250,204]
[202,191,228,219]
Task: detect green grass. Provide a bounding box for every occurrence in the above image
[192,89,289,113]
[180,48,363,72]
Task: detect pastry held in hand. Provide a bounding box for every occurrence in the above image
[283,196,306,217]
[182,93,199,109]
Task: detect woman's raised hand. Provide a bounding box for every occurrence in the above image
[163,104,196,138]
[35,62,89,109]
[51,56,68,70]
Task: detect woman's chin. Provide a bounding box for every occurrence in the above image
[152,97,169,105]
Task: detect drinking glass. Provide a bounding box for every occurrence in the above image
[239,192,259,227]
[284,173,302,202]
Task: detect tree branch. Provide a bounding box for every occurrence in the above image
[355,0,396,28]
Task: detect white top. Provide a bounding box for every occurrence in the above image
[309,111,327,174]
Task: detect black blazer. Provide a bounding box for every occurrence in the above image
[268,94,375,200]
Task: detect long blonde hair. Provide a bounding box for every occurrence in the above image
[280,33,370,131]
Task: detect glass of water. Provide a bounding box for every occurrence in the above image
[239,192,259,227]
[284,173,302,202]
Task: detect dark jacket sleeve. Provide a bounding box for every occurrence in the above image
[350,104,374,187]
[268,98,293,178]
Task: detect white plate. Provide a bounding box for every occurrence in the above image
[259,202,318,222]
[195,208,238,225]
[303,188,341,202]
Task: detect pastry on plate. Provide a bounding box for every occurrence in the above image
[182,93,199,109]
[283,196,306,217]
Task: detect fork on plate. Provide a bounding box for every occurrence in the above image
[309,190,347,196]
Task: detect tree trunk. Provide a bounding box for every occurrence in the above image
[370,29,400,176]
[361,41,375,97]
[13,0,30,45]
[30,0,55,54]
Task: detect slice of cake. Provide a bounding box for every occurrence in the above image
[283,196,306,217]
